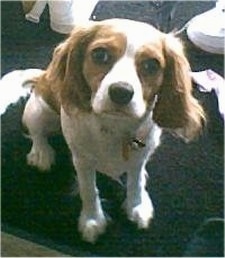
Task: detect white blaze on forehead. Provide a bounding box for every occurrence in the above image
[99,19,163,86]
[102,18,163,55]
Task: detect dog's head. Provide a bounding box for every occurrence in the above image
[46,18,205,140]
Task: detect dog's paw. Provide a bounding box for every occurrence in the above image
[127,192,154,229]
[27,144,55,171]
[79,213,107,243]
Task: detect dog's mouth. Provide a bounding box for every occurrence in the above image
[102,105,137,118]
[99,109,147,123]
[102,110,132,119]
[92,97,153,121]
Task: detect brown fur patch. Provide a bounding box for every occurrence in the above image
[135,43,165,104]
[152,34,206,140]
[83,28,127,93]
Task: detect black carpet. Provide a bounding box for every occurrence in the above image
[1,1,224,257]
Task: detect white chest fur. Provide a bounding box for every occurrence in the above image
[61,109,161,179]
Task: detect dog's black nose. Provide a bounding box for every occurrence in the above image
[108,82,134,105]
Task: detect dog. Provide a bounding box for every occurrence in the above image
[5,19,205,243]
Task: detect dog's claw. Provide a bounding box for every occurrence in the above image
[127,192,154,229]
[129,204,154,229]
[79,214,107,243]
[27,144,55,171]
[79,219,106,243]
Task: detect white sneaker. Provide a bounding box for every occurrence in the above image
[187,0,225,54]
[25,0,99,34]
[25,0,47,23]
[49,0,99,34]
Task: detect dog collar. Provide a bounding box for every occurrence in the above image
[122,128,148,161]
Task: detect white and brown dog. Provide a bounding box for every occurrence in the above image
[1,19,205,243]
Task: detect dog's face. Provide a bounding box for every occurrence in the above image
[83,20,165,119]
[45,19,205,140]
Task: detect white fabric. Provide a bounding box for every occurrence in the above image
[187,1,225,54]
[192,70,225,120]
[25,0,99,34]
[25,0,47,23]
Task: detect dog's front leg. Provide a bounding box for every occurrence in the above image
[74,159,107,243]
[126,165,154,229]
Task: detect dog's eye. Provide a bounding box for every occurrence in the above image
[91,47,111,65]
[141,58,160,75]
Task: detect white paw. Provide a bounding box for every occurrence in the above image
[79,212,107,243]
[127,192,154,229]
[27,144,55,171]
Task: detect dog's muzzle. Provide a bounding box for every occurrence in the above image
[108,82,134,105]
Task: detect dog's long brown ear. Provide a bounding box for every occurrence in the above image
[46,23,99,113]
[153,35,205,140]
